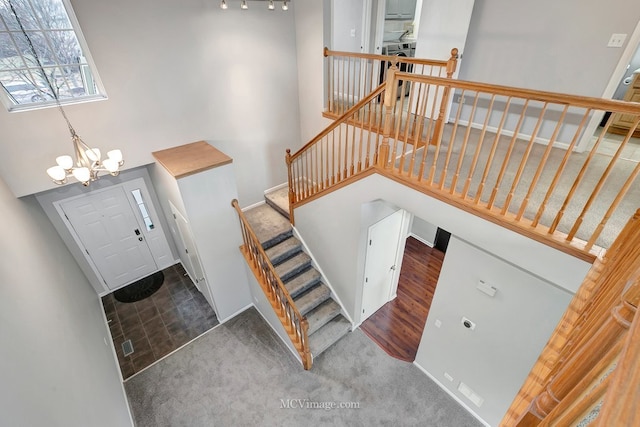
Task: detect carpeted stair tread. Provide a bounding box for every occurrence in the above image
[294,283,331,316]
[284,268,322,299]
[265,187,290,220]
[265,236,302,266]
[306,299,342,336]
[274,252,312,282]
[309,315,351,358]
[244,204,292,249]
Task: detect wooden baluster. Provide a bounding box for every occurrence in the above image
[326,48,332,114]
[350,118,356,176]
[516,104,569,221]
[532,109,591,227]
[398,80,417,174]
[549,115,615,234]
[516,280,640,426]
[461,94,496,198]
[596,283,640,426]
[488,100,530,209]
[420,83,441,181]
[566,116,640,243]
[439,89,466,190]
[378,61,399,168]
[426,82,453,184]
[357,104,365,173]
[408,81,431,178]
[502,102,549,216]
[474,97,513,204]
[450,91,480,194]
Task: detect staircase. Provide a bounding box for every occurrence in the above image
[243,187,351,363]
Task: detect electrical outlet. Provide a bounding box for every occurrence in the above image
[608,33,627,48]
[350,28,356,37]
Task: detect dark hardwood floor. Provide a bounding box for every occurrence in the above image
[360,236,444,362]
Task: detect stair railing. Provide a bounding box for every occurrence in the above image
[231,199,312,370]
[324,47,459,118]
[503,208,640,427]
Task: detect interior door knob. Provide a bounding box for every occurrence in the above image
[138,237,143,241]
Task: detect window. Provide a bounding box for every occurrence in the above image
[0,0,105,111]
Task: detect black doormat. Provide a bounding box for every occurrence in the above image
[113,271,164,303]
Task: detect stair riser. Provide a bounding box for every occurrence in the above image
[288,276,322,300]
[270,247,302,266]
[265,197,290,220]
[261,230,293,251]
[297,289,331,316]
[279,262,311,283]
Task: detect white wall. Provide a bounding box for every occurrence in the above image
[0,177,132,426]
[411,215,437,246]
[416,237,572,426]
[459,1,640,96]
[0,0,301,203]
[331,0,365,52]
[294,173,590,323]
[294,0,334,143]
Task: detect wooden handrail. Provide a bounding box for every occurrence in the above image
[290,83,386,162]
[394,73,640,115]
[231,199,312,369]
[324,46,452,68]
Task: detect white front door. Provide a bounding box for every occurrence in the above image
[61,186,157,289]
[361,209,405,319]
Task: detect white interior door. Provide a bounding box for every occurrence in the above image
[361,209,405,319]
[170,203,215,310]
[62,186,157,290]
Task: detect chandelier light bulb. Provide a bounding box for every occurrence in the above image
[85,148,101,162]
[72,167,91,185]
[102,158,119,174]
[268,0,274,10]
[241,0,248,9]
[282,0,288,11]
[107,149,123,164]
[56,155,74,170]
[220,0,228,9]
[47,166,67,183]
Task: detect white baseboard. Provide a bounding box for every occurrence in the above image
[413,361,492,427]
[409,232,434,248]
[241,200,265,212]
[264,182,289,194]
[218,303,254,324]
[457,119,571,151]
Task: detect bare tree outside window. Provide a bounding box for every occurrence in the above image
[0,0,104,109]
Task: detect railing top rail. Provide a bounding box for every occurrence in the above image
[231,199,307,324]
[395,72,640,115]
[289,83,386,162]
[324,46,450,67]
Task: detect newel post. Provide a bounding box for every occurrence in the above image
[377,60,399,168]
[285,149,295,226]
[429,48,459,147]
[446,47,459,78]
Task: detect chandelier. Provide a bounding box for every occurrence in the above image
[220,0,289,10]
[3,0,124,187]
[46,109,124,186]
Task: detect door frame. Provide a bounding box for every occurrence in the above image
[54,177,173,294]
[359,209,411,323]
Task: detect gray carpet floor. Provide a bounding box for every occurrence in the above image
[125,307,483,427]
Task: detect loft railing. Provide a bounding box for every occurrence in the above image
[231,199,312,370]
[324,47,458,118]
[503,208,640,427]
[289,62,640,261]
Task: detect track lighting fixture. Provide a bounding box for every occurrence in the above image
[219,0,290,11]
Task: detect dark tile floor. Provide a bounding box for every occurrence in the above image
[101,263,218,380]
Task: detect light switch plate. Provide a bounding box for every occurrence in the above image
[608,33,627,48]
